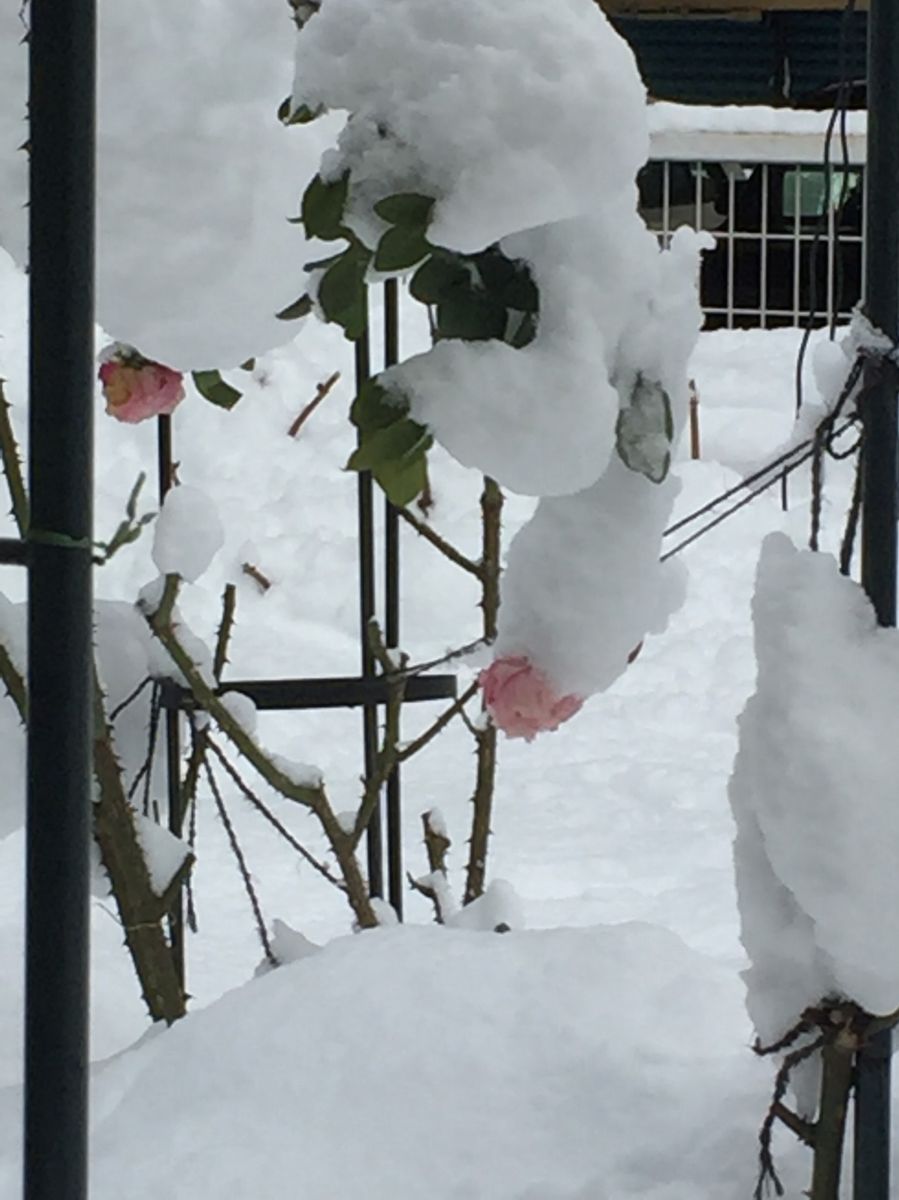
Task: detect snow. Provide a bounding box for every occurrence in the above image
[295,0,706,703]
[134,814,191,898]
[0,241,877,1192]
[220,691,259,739]
[1,2,896,1190]
[730,533,899,1032]
[151,484,225,585]
[293,0,649,252]
[0,2,340,370]
[648,102,867,139]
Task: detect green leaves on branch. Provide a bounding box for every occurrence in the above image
[410,245,539,347]
[278,97,326,126]
[318,241,371,340]
[192,370,242,411]
[615,374,674,484]
[295,179,540,353]
[373,193,435,271]
[347,378,432,507]
[302,171,350,242]
[94,472,156,565]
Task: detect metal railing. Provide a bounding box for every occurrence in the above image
[640,147,867,329]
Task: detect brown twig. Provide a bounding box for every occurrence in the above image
[203,755,278,967]
[397,504,483,580]
[0,378,29,536]
[464,476,502,905]
[213,583,237,681]
[407,809,455,924]
[288,370,340,437]
[143,574,377,927]
[206,736,346,892]
[0,642,26,723]
[351,619,408,849]
[241,562,272,593]
[397,679,479,763]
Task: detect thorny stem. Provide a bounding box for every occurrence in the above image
[213,583,237,682]
[145,574,377,927]
[397,680,479,764]
[203,754,278,967]
[92,675,189,1023]
[0,378,29,536]
[351,619,408,850]
[0,642,25,723]
[464,476,502,905]
[398,504,483,580]
[0,382,29,721]
[408,810,454,924]
[206,736,346,892]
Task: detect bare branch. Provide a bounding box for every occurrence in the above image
[397,504,483,580]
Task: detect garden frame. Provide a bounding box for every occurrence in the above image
[8,0,899,1197]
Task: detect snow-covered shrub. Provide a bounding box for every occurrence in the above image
[291,0,707,730]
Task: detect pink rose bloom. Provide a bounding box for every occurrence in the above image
[99,350,184,424]
[479,655,583,741]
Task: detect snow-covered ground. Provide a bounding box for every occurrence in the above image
[0,241,884,1197]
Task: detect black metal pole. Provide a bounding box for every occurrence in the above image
[355,305,383,898]
[157,415,185,984]
[854,0,899,1191]
[383,279,403,918]
[24,1,96,1198]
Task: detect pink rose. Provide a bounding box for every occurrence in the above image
[98,348,184,424]
[478,655,583,741]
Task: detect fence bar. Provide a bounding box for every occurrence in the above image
[855,0,899,1191]
[383,279,403,917]
[160,674,456,713]
[24,1,96,1198]
[355,308,384,898]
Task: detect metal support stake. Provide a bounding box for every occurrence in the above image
[24,1,96,1197]
[855,0,899,1191]
[355,305,383,898]
[157,415,185,985]
[383,279,403,917]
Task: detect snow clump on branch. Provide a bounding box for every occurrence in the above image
[293,0,707,725]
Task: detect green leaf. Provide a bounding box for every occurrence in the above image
[374,225,430,272]
[192,370,242,411]
[301,171,349,241]
[346,419,430,473]
[436,292,507,342]
[615,375,674,484]
[275,294,313,321]
[278,98,326,126]
[318,246,370,340]
[376,450,430,508]
[350,378,409,433]
[303,252,345,272]
[409,253,472,305]
[505,311,538,349]
[373,192,435,228]
[474,248,539,312]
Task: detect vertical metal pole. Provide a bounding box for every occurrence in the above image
[356,304,383,898]
[854,0,899,1192]
[25,1,96,1198]
[383,279,403,918]
[157,416,185,984]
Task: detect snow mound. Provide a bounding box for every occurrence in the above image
[731,532,899,1040]
[0,924,764,1200]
